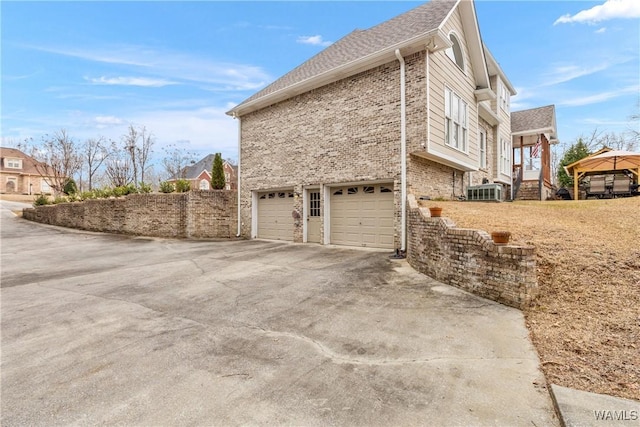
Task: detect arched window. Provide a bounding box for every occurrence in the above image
[199,179,210,190]
[445,33,464,70]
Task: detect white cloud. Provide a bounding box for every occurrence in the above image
[558,85,639,107]
[297,35,332,47]
[93,116,124,128]
[595,27,607,34]
[554,0,640,25]
[28,44,271,92]
[541,63,611,86]
[87,76,177,87]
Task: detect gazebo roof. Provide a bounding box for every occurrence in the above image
[564,148,640,176]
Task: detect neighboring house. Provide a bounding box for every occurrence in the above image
[168,154,237,191]
[227,0,551,250]
[511,105,558,200]
[0,147,55,195]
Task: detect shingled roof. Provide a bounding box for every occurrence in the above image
[0,147,52,176]
[511,105,557,135]
[229,0,460,116]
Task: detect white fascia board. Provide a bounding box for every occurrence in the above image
[484,47,517,95]
[412,149,479,172]
[456,0,490,91]
[229,30,449,117]
[474,88,496,102]
[511,127,555,137]
[478,102,500,126]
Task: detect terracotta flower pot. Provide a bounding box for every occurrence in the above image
[491,231,511,244]
[429,207,442,217]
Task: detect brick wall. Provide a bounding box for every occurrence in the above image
[23,191,237,239]
[239,59,405,244]
[406,194,537,309]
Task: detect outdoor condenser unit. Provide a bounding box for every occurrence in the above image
[466,183,503,202]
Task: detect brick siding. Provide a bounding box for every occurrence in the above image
[22,191,237,239]
[406,195,538,308]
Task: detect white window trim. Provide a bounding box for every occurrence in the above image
[499,138,511,175]
[445,31,465,72]
[5,158,22,169]
[444,86,469,153]
[479,129,487,170]
[499,81,510,113]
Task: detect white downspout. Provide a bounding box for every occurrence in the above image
[395,49,407,253]
[426,49,431,151]
[234,114,242,237]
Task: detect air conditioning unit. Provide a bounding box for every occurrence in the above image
[467,183,503,202]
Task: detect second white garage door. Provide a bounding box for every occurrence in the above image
[257,190,294,241]
[330,184,394,249]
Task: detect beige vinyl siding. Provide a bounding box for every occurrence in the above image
[427,7,479,168]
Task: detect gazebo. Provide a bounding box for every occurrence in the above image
[564,148,640,199]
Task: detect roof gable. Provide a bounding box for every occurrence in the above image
[511,105,557,137]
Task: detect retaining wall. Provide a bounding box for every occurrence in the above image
[22,190,237,239]
[407,195,538,309]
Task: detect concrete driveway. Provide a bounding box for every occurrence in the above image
[1,201,558,426]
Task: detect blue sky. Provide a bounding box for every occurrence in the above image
[2,0,639,164]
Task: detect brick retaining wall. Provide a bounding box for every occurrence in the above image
[22,191,237,239]
[407,194,538,309]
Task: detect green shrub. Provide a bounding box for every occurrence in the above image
[138,182,152,193]
[80,191,96,201]
[159,181,175,193]
[53,195,68,204]
[175,179,191,193]
[33,194,50,207]
[112,186,127,197]
[124,183,138,195]
[63,178,78,195]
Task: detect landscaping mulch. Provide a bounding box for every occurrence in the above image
[422,198,639,402]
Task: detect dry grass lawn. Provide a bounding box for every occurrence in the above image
[421,197,639,401]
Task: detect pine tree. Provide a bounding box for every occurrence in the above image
[557,139,591,187]
[210,153,226,190]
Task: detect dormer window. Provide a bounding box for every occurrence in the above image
[5,158,22,169]
[445,33,464,70]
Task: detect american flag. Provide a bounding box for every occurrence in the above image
[531,136,541,158]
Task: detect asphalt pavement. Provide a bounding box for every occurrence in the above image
[1,200,559,426]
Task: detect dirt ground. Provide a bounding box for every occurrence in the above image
[421,197,639,401]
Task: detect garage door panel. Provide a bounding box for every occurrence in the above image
[258,191,293,241]
[330,184,394,249]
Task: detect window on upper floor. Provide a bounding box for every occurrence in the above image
[445,33,465,70]
[479,129,487,169]
[499,82,510,113]
[4,158,22,169]
[445,87,468,152]
[499,138,511,175]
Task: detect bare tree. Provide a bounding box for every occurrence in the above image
[122,124,154,187]
[104,141,133,187]
[21,129,81,195]
[162,143,196,180]
[83,137,109,191]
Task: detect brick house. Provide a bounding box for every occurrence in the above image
[168,154,237,191]
[0,147,55,195]
[227,0,548,251]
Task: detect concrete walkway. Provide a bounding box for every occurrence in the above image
[1,201,559,426]
[551,385,639,426]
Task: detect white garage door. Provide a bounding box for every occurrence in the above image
[330,184,394,249]
[257,190,294,241]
